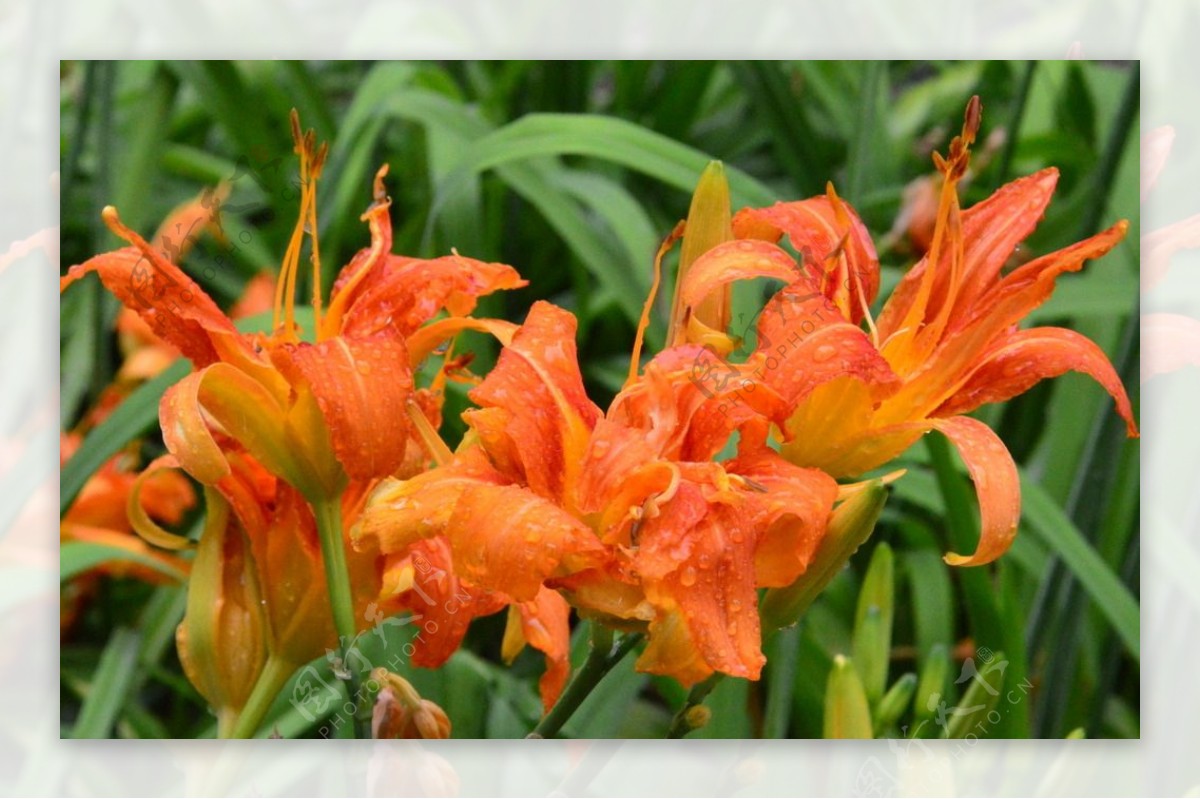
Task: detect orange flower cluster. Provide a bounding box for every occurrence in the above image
[60,99,1137,735]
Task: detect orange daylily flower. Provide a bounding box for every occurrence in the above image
[675,97,1138,567]
[357,302,839,690]
[60,113,524,507]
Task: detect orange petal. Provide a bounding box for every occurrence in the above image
[611,348,788,462]
[635,481,765,681]
[272,330,414,481]
[516,587,573,711]
[379,539,507,668]
[443,483,606,602]
[733,195,880,323]
[353,451,507,554]
[888,221,1129,419]
[931,416,1021,567]
[338,253,527,339]
[60,208,247,368]
[754,285,899,408]
[877,168,1058,338]
[469,302,601,505]
[938,327,1137,436]
[726,446,839,589]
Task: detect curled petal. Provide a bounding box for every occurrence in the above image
[734,195,879,323]
[932,416,1021,567]
[128,455,195,550]
[678,239,800,321]
[938,327,1137,436]
[406,317,518,368]
[272,330,414,481]
[161,363,311,493]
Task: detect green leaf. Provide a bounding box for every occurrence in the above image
[1020,474,1139,660]
[852,542,895,705]
[71,627,142,738]
[60,541,187,584]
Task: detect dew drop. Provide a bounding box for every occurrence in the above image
[680,566,698,587]
[812,344,838,363]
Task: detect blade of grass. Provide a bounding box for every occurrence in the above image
[732,61,829,195]
[762,625,800,738]
[71,627,141,738]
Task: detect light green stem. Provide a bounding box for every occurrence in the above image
[229,655,297,739]
[311,497,371,738]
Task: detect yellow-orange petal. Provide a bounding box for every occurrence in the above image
[635,607,716,688]
[272,330,414,481]
[937,327,1138,436]
[128,455,196,550]
[931,416,1021,567]
[161,363,311,493]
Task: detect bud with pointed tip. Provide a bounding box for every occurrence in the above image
[669,161,735,347]
[176,487,267,737]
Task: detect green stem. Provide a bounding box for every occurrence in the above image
[529,627,641,739]
[667,674,722,738]
[229,655,296,739]
[312,497,371,738]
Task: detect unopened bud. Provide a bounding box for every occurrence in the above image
[370,669,451,739]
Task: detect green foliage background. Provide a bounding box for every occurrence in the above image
[59,60,1139,740]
